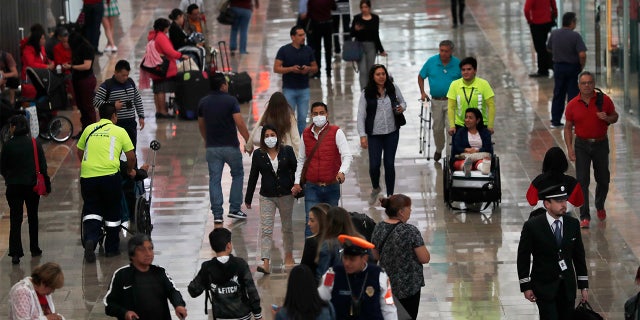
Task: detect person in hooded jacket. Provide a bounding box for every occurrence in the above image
[188,228,263,319]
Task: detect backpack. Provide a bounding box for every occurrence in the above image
[349,212,377,242]
[103,77,136,102]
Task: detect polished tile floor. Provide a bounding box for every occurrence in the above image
[1,0,639,318]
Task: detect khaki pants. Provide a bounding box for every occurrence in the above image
[431,99,449,154]
[259,195,294,260]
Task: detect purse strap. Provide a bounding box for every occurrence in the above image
[31,138,41,174]
[299,125,330,185]
[377,222,401,255]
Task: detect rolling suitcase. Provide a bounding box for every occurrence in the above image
[217,41,253,103]
[174,59,210,120]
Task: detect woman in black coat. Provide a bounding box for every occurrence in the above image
[245,124,297,273]
[1,115,51,264]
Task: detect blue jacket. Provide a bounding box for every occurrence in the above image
[451,127,493,158]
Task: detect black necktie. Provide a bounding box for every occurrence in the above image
[554,220,562,246]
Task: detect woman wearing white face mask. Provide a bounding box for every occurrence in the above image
[245,124,298,273]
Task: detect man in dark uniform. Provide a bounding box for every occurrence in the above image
[517,184,589,319]
[318,235,397,319]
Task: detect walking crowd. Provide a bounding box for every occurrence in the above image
[0,0,629,319]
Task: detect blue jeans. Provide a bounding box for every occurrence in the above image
[551,63,581,124]
[367,130,400,196]
[283,87,310,134]
[304,182,340,237]
[230,7,252,53]
[206,146,244,219]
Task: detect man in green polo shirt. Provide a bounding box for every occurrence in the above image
[76,103,136,263]
[447,56,496,136]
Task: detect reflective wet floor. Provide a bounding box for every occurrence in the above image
[1,0,639,318]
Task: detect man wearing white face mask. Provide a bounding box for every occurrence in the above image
[292,102,353,237]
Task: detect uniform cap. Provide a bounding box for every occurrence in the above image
[538,184,568,200]
[338,235,375,256]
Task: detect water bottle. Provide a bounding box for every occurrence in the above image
[56,64,62,74]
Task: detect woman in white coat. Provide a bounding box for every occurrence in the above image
[9,262,65,320]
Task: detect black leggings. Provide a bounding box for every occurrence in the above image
[7,184,40,258]
[398,291,421,320]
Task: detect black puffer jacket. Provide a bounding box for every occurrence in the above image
[188,255,262,319]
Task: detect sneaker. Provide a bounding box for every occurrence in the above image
[228,210,247,219]
[84,240,96,263]
[433,152,442,162]
[104,45,113,52]
[214,218,224,224]
[463,157,473,177]
[369,187,382,205]
[105,251,121,258]
[111,45,118,52]
[597,209,607,221]
[11,256,20,265]
[550,121,564,129]
[580,219,590,228]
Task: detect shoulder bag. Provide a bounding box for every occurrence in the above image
[140,34,169,78]
[217,0,236,25]
[296,127,330,198]
[31,138,47,196]
[390,94,406,127]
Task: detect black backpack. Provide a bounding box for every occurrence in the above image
[349,212,377,242]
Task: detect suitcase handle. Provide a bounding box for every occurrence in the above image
[218,41,232,73]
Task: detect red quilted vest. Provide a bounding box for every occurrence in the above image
[302,124,341,184]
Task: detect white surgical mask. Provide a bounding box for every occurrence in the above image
[264,137,277,148]
[312,115,327,127]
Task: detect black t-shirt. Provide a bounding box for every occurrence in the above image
[71,43,95,79]
[197,91,241,147]
[275,44,314,89]
[134,270,172,320]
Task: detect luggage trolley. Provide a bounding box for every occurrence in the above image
[443,153,502,211]
[80,140,160,248]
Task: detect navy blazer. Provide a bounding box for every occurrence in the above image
[245,145,297,204]
[517,213,588,300]
[451,127,493,157]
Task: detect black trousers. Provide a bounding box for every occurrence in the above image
[81,174,122,253]
[398,291,421,320]
[116,117,138,150]
[332,13,350,53]
[535,280,575,320]
[7,184,40,258]
[451,0,465,25]
[308,20,333,73]
[530,23,554,74]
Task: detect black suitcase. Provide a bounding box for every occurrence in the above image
[174,60,210,120]
[217,41,253,103]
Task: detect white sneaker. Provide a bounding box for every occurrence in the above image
[111,45,118,52]
[104,45,113,52]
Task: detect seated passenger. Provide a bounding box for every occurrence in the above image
[450,108,493,176]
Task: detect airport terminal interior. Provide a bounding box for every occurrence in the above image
[1,0,640,318]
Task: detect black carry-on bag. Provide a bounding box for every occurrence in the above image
[217,41,253,103]
[175,58,210,120]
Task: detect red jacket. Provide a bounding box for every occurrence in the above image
[20,41,50,98]
[302,124,341,184]
[147,30,182,78]
[523,0,557,24]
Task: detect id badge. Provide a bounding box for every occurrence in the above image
[558,259,568,271]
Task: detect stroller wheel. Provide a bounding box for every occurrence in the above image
[135,196,152,236]
[48,116,73,142]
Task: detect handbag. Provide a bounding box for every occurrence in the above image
[140,36,170,78]
[574,301,604,320]
[296,126,330,199]
[390,95,406,127]
[217,0,236,25]
[31,138,47,196]
[342,40,363,62]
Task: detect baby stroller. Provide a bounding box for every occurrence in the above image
[25,67,73,142]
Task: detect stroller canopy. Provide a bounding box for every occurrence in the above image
[26,67,65,99]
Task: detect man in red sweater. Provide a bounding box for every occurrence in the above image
[523,0,557,77]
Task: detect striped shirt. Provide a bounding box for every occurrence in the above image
[93,77,144,120]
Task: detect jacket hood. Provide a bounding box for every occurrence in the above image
[209,255,238,284]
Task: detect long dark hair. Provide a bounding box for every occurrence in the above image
[364,64,396,101]
[259,124,280,151]
[465,108,486,131]
[282,265,329,319]
[27,28,45,54]
[259,92,293,142]
[8,115,30,136]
